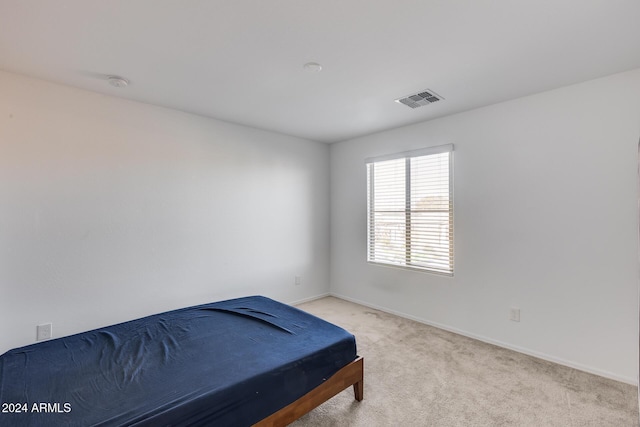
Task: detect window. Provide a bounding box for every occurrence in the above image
[366,144,453,275]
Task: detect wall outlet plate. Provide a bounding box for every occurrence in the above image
[37,323,52,341]
[510,308,520,322]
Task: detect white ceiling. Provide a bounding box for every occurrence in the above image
[1,1,639,143]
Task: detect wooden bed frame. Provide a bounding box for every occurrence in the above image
[254,356,364,427]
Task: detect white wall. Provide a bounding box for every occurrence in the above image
[0,70,330,353]
[330,69,640,384]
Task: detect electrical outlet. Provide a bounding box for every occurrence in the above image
[295,276,301,286]
[509,308,520,322]
[37,323,52,341]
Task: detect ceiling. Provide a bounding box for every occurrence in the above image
[1,1,639,143]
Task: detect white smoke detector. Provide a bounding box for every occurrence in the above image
[303,62,322,72]
[107,75,129,88]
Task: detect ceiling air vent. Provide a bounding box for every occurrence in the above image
[396,89,443,109]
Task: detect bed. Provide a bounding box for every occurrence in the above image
[0,296,363,426]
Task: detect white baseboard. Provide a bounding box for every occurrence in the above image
[288,293,330,306]
[330,292,637,386]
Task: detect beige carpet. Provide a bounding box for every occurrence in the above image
[292,297,638,427]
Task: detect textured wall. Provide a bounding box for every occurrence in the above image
[0,70,330,353]
[330,69,640,384]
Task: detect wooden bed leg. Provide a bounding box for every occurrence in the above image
[352,356,363,401]
[353,379,363,401]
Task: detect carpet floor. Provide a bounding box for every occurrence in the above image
[292,297,638,427]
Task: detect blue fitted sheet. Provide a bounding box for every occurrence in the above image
[0,296,357,426]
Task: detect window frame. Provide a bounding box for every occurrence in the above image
[365,144,454,276]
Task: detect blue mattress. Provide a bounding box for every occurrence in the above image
[0,296,357,426]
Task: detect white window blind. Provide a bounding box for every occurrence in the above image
[366,144,453,275]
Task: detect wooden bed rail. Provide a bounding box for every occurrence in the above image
[254,356,364,427]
